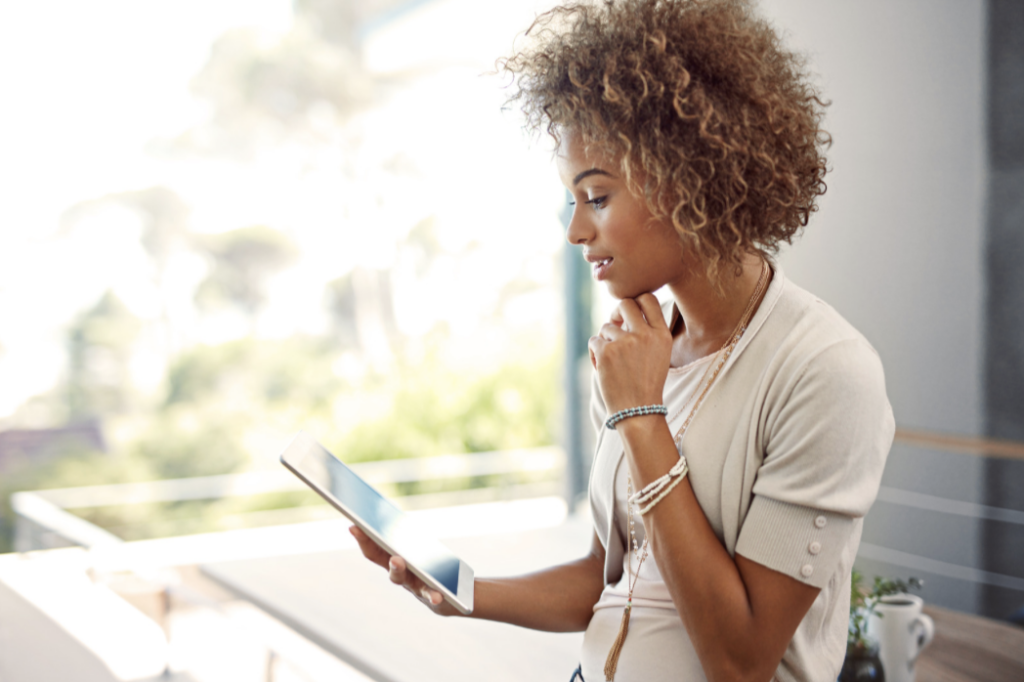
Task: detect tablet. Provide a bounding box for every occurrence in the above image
[279,431,475,614]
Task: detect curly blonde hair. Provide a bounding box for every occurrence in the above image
[499,0,830,281]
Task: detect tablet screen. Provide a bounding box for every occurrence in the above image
[288,436,462,595]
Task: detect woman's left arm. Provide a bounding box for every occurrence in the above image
[590,292,891,682]
[615,417,820,682]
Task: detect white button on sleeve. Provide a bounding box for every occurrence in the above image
[814,515,827,529]
[808,541,822,555]
[800,564,814,578]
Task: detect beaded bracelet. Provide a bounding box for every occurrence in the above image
[604,404,668,430]
[630,456,689,515]
[631,455,688,504]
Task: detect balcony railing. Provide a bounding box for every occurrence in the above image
[6,446,567,682]
[11,446,565,553]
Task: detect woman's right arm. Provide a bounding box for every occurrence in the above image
[350,526,606,633]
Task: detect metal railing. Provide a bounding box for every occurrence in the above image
[861,430,1024,602]
[11,446,564,552]
[7,446,566,682]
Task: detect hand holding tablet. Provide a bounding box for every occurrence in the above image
[348,526,457,615]
[280,431,475,615]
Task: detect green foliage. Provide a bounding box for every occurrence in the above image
[0,0,566,552]
[334,353,558,465]
[0,421,251,552]
[129,417,249,480]
[164,336,342,416]
[66,291,142,420]
[848,569,925,652]
[3,287,559,548]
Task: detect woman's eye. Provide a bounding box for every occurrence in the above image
[585,196,608,209]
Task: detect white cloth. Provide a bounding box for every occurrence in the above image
[583,266,895,682]
[582,355,711,679]
[596,353,712,610]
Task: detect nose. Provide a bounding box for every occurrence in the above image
[565,207,591,246]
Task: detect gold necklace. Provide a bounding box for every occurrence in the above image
[604,260,770,681]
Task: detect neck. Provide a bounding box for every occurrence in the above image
[666,253,769,366]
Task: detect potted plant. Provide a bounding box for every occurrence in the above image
[840,570,923,682]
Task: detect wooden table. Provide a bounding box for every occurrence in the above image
[918,605,1024,682]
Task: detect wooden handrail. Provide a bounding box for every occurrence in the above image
[895,428,1024,462]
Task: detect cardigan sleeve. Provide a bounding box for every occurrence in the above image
[735,338,895,589]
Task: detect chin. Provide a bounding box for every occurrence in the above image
[605,283,648,301]
[604,275,663,299]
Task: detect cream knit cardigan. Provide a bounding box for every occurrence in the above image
[588,267,895,681]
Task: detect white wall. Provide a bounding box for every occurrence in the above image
[0,579,124,682]
[760,0,987,437]
[0,550,168,682]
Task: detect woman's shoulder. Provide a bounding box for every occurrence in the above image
[760,272,882,370]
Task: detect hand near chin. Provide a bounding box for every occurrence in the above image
[588,293,673,415]
[349,526,461,617]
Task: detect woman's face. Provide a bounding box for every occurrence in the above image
[556,133,690,300]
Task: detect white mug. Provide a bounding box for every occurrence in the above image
[866,593,935,682]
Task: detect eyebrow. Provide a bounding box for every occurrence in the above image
[573,168,613,186]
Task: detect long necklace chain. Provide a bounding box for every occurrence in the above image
[607,261,771,681]
[665,260,770,445]
[623,260,770,591]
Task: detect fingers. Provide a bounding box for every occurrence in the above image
[635,293,669,330]
[591,300,655,369]
[588,334,608,368]
[350,526,447,611]
[388,555,410,587]
[389,556,443,606]
[616,299,643,331]
[617,295,667,332]
[350,526,390,569]
[598,322,626,341]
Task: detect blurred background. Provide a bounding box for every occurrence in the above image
[0,0,1021,681]
[0,0,571,540]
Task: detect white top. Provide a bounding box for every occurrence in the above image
[596,353,713,609]
[584,267,895,682]
[582,355,712,679]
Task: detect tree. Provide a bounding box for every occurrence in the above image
[324,273,359,348]
[171,0,415,160]
[66,291,141,420]
[60,186,192,355]
[194,225,299,332]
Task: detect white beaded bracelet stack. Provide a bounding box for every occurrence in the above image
[629,455,689,515]
[604,404,668,430]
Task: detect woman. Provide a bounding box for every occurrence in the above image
[352,1,894,680]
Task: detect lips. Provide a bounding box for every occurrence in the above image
[584,253,613,280]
